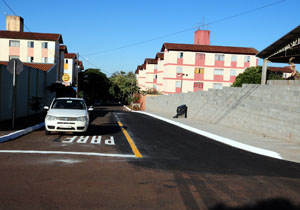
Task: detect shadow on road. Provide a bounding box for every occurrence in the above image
[210,198,300,210]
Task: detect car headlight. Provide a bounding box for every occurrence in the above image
[46,115,56,121]
[77,116,87,122]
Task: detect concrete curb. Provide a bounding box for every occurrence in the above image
[133,110,282,160]
[0,122,45,143]
[123,105,132,111]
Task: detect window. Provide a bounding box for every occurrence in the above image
[244,56,250,62]
[42,57,48,63]
[231,55,237,62]
[195,68,204,74]
[215,54,224,61]
[214,69,224,75]
[230,70,236,76]
[154,65,158,69]
[178,52,184,59]
[42,42,48,49]
[27,56,34,62]
[9,55,19,60]
[9,40,20,47]
[176,81,181,88]
[51,99,86,110]
[153,75,157,79]
[176,67,183,74]
[194,82,203,89]
[65,59,68,64]
[27,41,34,48]
[213,83,223,89]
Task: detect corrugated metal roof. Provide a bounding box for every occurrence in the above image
[257,25,300,64]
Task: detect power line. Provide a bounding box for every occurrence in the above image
[206,0,287,26]
[83,0,287,56]
[78,54,111,75]
[1,0,99,77]
[1,0,31,32]
[1,0,16,15]
[1,0,87,76]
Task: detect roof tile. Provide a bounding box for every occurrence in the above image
[161,43,258,55]
[0,61,54,72]
[0,30,63,43]
[64,53,77,59]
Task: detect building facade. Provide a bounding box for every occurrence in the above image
[136,30,259,94]
[0,15,64,83]
[63,53,78,85]
[155,53,164,92]
[161,42,258,93]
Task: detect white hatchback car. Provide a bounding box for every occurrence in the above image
[44,98,93,135]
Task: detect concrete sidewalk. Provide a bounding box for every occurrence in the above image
[0,112,46,142]
[137,111,300,164]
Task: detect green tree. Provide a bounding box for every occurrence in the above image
[78,68,110,105]
[109,71,139,104]
[232,66,283,87]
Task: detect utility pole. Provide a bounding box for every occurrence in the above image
[8,58,23,129]
[12,60,16,129]
[76,53,79,98]
[261,59,268,85]
[178,73,188,104]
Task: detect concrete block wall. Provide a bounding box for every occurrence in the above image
[145,81,300,143]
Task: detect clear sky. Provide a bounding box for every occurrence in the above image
[0,0,299,76]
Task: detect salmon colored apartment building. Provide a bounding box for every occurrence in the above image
[136,30,259,94]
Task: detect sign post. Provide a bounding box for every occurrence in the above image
[8,59,24,129]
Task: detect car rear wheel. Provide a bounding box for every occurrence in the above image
[45,129,51,135]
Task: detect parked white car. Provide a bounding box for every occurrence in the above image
[44,98,93,135]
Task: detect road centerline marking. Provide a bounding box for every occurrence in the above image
[117,121,143,158]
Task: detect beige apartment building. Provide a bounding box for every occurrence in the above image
[63,53,79,85]
[0,15,64,82]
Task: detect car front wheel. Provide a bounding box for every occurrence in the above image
[45,129,51,135]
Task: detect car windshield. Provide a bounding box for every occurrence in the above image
[51,99,86,110]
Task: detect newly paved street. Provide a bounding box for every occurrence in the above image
[0,105,299,210]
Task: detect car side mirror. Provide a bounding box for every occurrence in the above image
[88,107,94,111]
[44,106,49,110]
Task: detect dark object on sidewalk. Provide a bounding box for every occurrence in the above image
[173,104,187,118]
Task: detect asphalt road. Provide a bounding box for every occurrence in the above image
[0,105,299,210]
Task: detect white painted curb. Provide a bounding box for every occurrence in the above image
[123,105,132,111]
[0,122,45,143]
[133,111,282,160]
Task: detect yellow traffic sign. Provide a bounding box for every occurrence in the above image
[62,73,70,82]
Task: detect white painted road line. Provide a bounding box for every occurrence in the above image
[0,122,45,143]
[134,111,282,160]
[0,150,137,158]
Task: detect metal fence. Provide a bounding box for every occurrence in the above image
[0,64,56,121]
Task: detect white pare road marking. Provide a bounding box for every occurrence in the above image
[0,150,136,158]
[62,136,115,145]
